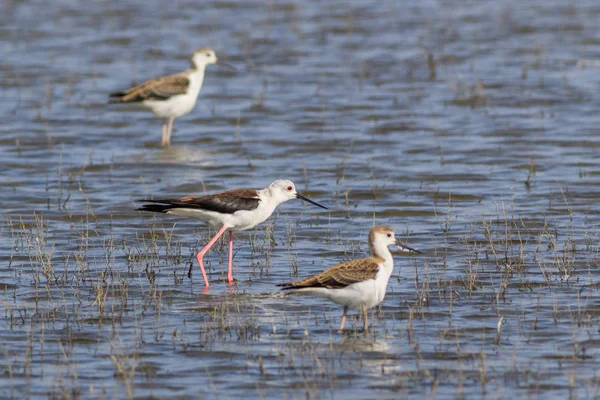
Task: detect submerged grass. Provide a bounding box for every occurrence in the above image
[1,182,600,398]
[3,0,600,397]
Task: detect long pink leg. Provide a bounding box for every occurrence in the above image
[227,231,234,284]
[196,225,228,287]
[339,306,348,332]
[161,122,168,146]
[166,116,175,146]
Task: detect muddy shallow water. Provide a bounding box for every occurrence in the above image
[2,0,600,398]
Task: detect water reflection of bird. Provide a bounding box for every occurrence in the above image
[138,180,327,288]
[278,226,420,332]
[109,48,233,146]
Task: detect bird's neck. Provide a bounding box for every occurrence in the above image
[189,63,207,74]
[186,66,206,92]
[244,189,279,227]
[371,241,393,270]
[258,188,277,210]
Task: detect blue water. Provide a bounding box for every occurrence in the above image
[2,0,600,398]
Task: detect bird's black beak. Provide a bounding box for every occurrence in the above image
[296,193,328,209]
[216,60,236,72]
[396,241,421,254]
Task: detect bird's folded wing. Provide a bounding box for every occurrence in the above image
[285,257,381,289]
[111,74,190,102]
[140,189,261,214]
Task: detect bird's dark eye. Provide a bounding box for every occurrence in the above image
[387,233,392,237]
[287,186,293,191]
[206,53,211,57]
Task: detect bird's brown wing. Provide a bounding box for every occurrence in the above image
[279,257,382,290]
[109,73,190,102]
[138,189,261,215]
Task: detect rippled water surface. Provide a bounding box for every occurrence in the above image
[2,0,600,398]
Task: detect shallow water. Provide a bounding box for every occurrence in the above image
[2,0,600,398]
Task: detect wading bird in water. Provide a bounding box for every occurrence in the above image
[138,180,327,287]
[109,48,233,146]
[278,226,420,332]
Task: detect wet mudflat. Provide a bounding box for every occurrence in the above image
[2,0,600,398]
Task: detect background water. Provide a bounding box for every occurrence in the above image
[2,0,600,398]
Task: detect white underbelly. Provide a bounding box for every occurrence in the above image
[143,92,198,119]
[302,279,387,310]
[165,207,268,231]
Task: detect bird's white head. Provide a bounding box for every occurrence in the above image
[266,180,328,209]
[369,226,421,255]
[191,48,218,69]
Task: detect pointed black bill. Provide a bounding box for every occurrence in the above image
[296,193,327,210]
[396,242,421,254]
[217,60,236,72]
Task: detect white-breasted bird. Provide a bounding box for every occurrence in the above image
[138,180,327,287]
[109,48,232,146]
[278,226,420,332]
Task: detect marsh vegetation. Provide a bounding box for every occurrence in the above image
[2,0,600,398]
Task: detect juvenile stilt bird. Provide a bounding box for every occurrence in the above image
[278,226,420,332]
[138,180,327,287]
[109,48,233,146]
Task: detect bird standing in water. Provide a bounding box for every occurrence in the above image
[278,226,420,332]
[138,180,327,287]
[110,48,232,146]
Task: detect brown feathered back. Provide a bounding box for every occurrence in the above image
[138,189,261,215]
[109,73,190,103]
[278,256,383,290]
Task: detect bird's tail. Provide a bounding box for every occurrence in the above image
[108,91,128,103]
[276,282,297,291]
[137,203,174,214]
